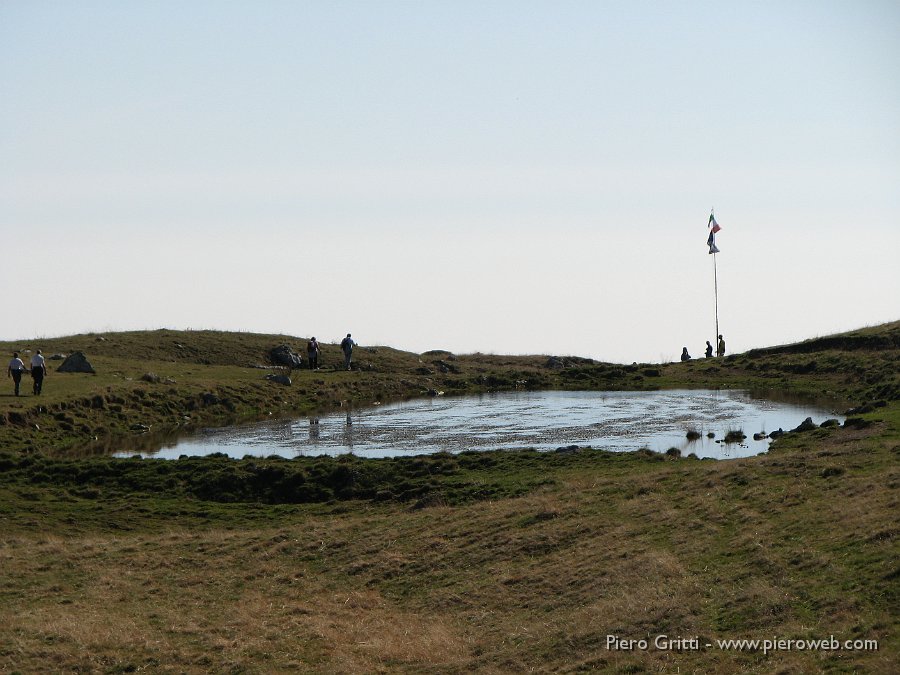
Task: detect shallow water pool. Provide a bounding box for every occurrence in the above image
[122,389,844,460]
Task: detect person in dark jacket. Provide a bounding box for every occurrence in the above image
[340,333,356,370]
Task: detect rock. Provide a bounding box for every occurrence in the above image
[555,445,579,453]
[7,411,27,426]
[768,428,785,439]
[266,374,292,386]
[434,360,461,374]
[665,447,681,457]
[49,353,66,360]
[546,357,565,370]
[792,417,818,432]
[130,423,150,433]
[415,367,434,375]
[141,372,161,384]
[270,345,303,369]
[753,432,768,441]
[820,418,840,428]
[200,392,221,406]
[57,352,95,374]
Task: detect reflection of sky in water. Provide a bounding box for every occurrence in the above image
[128,390,844,461]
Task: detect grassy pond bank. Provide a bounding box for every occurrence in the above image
[1,322,898,672]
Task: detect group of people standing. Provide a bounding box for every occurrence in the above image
[306,333,356,371]
[7,350,48,396]
[681,335,726,362]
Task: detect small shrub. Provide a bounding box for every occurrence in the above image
[724,429,746,443]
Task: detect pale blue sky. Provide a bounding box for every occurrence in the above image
[2,1,898,362]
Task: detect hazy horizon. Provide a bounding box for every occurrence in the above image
[2,1,898,363]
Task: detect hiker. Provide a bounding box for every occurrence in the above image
[705,341,713,358]
[307,337,320,370]
[30,349,48,395]
[7,352,26,396]
[680,347,691,362]
[340,333,356,370]
[717,334,726,358]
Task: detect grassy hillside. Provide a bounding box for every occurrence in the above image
[3,323,897,457]
[0,322,897,672]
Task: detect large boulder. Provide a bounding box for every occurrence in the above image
[57,351,95,374]
[270,345,303,369]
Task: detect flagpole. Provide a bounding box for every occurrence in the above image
[713,250,719,348]
[710,207,719,351]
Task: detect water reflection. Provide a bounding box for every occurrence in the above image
[120,389,844,461]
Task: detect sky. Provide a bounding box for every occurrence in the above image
[1,0,898,364]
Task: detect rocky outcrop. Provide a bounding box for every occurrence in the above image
[57,352,95,374]
[266,374,292,386]
[270,345,303,369]
[792,417,818,433]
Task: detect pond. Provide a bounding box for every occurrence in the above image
[120,389,844,461]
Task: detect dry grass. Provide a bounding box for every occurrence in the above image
[1,323,897,672]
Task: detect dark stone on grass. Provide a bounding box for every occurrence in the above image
[434,359,460,374]
[821,466,844,478]
[270,345,303,369]
[820,418,840,428]
[843,417,872,429]
[642,368,661,377]
[555,445,579,453]
[415,367,433,375]
[7,411,27,426]
[792,417,818,432]
[57,351,95,374]
[49,353,66,360]
[845,404,873,415]
[665,447,681,457]
[130,423,150,433]
[200,392,221,406]
[769,428,785,439]
[141,372,160,383]
[546,357,565,370]
[266,374,292,386]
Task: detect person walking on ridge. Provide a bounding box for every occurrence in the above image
[717,334,726,358]
[705,341,713,358]
[30,349,48,395]
[7,352,26,396]
[307,337,320,370]
[340,333,356,371]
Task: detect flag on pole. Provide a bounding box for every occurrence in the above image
[707,212,721,254]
